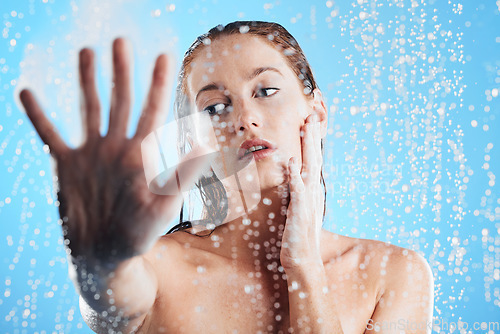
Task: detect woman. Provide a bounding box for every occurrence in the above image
[20,21,433,333]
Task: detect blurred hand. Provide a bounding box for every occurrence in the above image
[20,38,211,267]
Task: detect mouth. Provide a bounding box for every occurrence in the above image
[238,138,276,161]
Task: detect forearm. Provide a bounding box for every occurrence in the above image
[286,264,343,334]
[68,254,158,319]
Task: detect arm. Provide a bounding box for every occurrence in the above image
[365,249,434,334]
[20,39,212,333]
[281,97,342,332]
[76,256,158,333]
[286,264,343,333]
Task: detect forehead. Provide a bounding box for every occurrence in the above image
[186,34,294,94]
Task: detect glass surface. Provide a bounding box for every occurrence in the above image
[0,0,499,332]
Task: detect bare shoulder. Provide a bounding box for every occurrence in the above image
[140,233,181,270]
[320,230,433,296]
[142,231,223,288]
[135,232,207,333]
[142,231,203,274]
[351,236,433,292]
[321,231,434,332]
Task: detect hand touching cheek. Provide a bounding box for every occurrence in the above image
[280,114,324,271]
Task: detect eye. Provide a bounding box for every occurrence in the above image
[203,103,227,116]
[255,87,279,98]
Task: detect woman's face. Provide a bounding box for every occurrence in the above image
[186,34,323,191]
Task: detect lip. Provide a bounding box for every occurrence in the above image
[238,138,276,161]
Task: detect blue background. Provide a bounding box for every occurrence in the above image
[1,0,499,332]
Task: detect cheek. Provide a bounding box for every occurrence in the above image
[273,93,310,119]
[273,101,306,131]
[275,120,302,155]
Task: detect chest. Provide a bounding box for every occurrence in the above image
[142,266,377,334]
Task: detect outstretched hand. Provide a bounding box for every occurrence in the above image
[20,39,211,266]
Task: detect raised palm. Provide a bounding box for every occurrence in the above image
[20,39,210,266]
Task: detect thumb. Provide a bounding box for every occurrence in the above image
[149,144,215,225]
[150,144,215,196]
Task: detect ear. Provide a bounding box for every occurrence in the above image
[311,88,328,138]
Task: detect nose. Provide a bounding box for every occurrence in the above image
[233,98,261,132]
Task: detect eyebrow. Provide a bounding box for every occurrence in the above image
[195,67,283,103]
[195,83,221,103]
[247,66,283,81]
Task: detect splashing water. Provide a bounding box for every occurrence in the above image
[0,0,499,332]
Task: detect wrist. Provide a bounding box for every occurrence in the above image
[67,254,137,292]
[282,255,324,274]
[284,262,326,285]
[68,254,158,317]
[285,264,330,306]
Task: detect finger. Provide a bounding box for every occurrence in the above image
[107,38,132,137]
[289,157,305,195]
[134,54,170,140]
[20,89,68,156]
[300,117,318,184]
[78,48,101,138]
[314,120,322,166]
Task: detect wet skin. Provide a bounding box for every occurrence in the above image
[136,231,432,334]
[20,35,433,333]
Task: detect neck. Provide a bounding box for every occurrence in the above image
[196,184,290,271]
